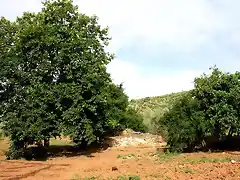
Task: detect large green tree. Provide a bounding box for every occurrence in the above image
[0,0,141,159]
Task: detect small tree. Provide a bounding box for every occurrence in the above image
[156,92,206,152]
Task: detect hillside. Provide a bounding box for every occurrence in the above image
[129,91,188,132]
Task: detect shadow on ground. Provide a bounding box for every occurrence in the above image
[206,136,240,152]
[24,141,110,161]
[159,136,240,154]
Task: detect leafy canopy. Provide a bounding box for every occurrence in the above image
[0,0,145,159]
[155,67,240,152]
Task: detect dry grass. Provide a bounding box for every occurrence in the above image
[0,137,9,159]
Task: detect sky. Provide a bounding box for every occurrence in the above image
[1,0,240,99]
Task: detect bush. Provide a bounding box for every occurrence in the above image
[6,139,25,160]
[154,92,207,152]
[121,107,148,133]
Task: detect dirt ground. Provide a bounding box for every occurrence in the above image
[1,144,240,180]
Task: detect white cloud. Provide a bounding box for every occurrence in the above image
[0,0,43,20]
[75,0,222,52]
[2,0,222,51]
[107,59,202,99]
[75,0,239,98]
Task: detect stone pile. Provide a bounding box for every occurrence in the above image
[106,129,166,147]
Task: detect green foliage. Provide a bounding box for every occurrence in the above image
[155,67,240,152]
[5,139,25,160]
[130,92,187,113]
[193,67,240,137]
[117,175,140,180]
[155,151,179,162]
[156,92,207,152]
[121,107,148,133]
[0,0,140,159]
[181,168,197,174]
[185,156,231,164]
[130,92,187,133]
[70,175,98,180]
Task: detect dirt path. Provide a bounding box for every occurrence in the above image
[1,145,240,180]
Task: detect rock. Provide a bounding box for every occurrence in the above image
[106,132,165,148]
[112,166,118,171]
[120,128,134,136]
[131,131,141,134]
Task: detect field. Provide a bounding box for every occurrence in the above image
[1,137,240,180]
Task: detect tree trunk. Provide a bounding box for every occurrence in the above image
[44,138,50,148]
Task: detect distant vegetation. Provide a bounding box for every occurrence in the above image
[130,91,187,133]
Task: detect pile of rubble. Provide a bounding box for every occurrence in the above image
[106,129,166,147]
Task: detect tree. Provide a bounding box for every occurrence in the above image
[0,0,141,159]
[193,67,240,138]
[155,67,240,152]
[155,92,206,152]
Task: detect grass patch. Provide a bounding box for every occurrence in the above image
[0,137,73,150]
[50,138,74,146]
[185,156,231,164]
[164,177,172,180]
[155,151,179,162]
[82,177,97,180]
[117,175,140,180]
[70,174,99,180]
[181,168,197,174]
[116,154,137,159]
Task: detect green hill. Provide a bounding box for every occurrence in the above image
[129,91,188,133]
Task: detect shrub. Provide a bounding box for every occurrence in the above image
[155,92,207,152]
[121,107,148,133]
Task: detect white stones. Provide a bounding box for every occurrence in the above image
[107,130,165,147]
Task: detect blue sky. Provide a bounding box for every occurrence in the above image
[1,0,240,98]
